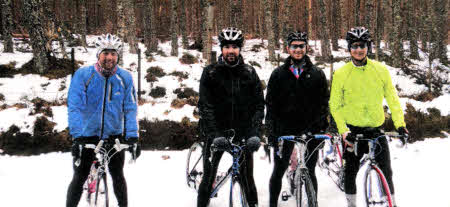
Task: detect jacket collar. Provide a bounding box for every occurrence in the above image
[283,55,313,72]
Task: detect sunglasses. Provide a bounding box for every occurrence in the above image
[289,44,307,50]
[350,43,367,50]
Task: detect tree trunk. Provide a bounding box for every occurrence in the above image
[281,0,292,53]
[355,0,361,26]
[170,0,179,56]
[308,0,313,37]
[263,0,275,62]
[331,0,340,51]
[272,0,279,49]
[200,0,207,57]
[23,0,50,74]
[180,0,189,49]
[1,0,14,52]
[392,0,404,68]
[205,1,214,64]
[117,0,126,66]
[375,0,385,60]
[435,0,448,63]
[230,0,243,30]
[318,0,331,61]
[408,0,419,59]
[149,0,158,51]
[79,0,88,49]
[124,0,138,54]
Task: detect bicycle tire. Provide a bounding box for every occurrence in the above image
[229,179,249,207]
[94,173,109,207]
[318,142,345,191]
[364,165,393,207]
[295,169,318,207]
[186,142,204,191]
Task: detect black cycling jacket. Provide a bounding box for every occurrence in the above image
[265,55,329,143]
[198,55,265,139]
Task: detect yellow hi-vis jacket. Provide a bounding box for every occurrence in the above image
[329,58,406,135]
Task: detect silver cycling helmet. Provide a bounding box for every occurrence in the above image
[218,27,244,48]
[346,27,372,51]
[95,33,123,58]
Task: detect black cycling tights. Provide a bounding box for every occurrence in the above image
[66,148,127,207]
[197,140,258,207]
[269,139,321,207]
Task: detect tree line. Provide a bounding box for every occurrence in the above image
[0,0,448,73]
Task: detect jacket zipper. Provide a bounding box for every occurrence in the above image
[100,77,109,139]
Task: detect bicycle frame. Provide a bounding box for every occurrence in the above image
[80,139,134,206]
[209,142,245,199]
[278,134,332,204]
[351,132,407,207]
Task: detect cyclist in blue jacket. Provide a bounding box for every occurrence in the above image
[66,34,140,207]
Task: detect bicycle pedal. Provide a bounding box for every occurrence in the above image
[281,191,290,201]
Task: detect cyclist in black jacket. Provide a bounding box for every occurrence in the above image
[266,31,330,207]
[197,27,265,207]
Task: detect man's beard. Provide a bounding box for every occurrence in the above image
[224,53,238,65]
[101,59,116,71]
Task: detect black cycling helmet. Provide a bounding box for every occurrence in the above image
[287,31,308,46]
[346,27,372,51]
[218,27,244,48]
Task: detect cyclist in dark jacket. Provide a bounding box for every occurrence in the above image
[266,31,329,207]
[197,27,265,207]
[66,34,140,207]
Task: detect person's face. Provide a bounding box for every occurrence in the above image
[350,41,368,61]
[98,49,118,70]
[287,40,307,60]
[222,44,240,64]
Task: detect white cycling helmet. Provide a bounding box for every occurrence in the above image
[218,27,244,47]
[95,33,123,58]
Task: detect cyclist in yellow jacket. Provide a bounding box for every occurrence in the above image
[329,27,408,207]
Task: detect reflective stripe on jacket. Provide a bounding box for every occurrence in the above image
[68,65,138,139]
[329,58,405,134]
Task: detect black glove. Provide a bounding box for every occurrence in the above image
[71,143,82,159]
[125,137,141,159]
[397,127,409,145]
[211,136,230,151]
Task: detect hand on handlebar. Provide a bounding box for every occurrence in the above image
[397,127,409,145]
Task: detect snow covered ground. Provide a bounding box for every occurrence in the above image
[0,137,449,206]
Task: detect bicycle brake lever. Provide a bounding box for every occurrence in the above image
[114,139,121,151]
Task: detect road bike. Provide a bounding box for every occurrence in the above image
[76,138,137,207]
[186,129,260,207]
[317,134,345,191]
[347,131,408,207]
[277,133,333,207]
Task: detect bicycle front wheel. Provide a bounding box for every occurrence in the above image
[230,179,249,207]
[364,165,393,207]
[186,142,204,191]
[295,169,317,207]
[94,173,109,207]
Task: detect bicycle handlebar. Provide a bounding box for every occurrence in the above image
[75,139,137,166]
[346,132,408,156]
[276,133,334,158]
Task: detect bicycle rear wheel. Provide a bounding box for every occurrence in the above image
[364,165,393,207]
[295,169,317,207]
[186,142,204,191]
[230,179,249,207]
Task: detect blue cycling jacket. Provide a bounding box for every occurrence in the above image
[68,65,138,139]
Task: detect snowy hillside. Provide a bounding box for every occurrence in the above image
[0,36,449,135]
